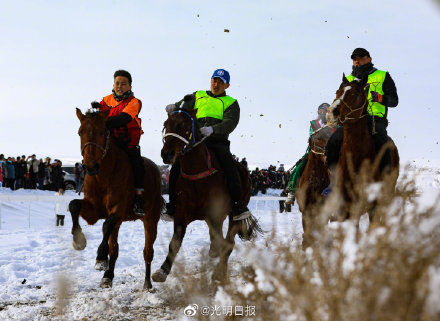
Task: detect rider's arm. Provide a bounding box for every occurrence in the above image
[382,72,398,108]
[106,98,140,129]
[211,100,240,136]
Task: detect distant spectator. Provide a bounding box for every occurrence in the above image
[5,157,16,190]
[240,157,248,169]
[37,158,45,189]
[43,157,52,190]
[14,156,25,190]
[74,162,82,192]
[50,159,64,191]
[27,154,39,189]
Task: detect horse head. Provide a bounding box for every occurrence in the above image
[161,107,199,164]
[327,73,370,125]
[76,104,110,176]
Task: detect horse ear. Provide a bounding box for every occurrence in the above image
[76,108,84,121]
[342,73,348,84]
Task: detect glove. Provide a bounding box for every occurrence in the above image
[371,91,383,103]
[105,112,132,129]
[200,126,214,137]
[165,104,176,114]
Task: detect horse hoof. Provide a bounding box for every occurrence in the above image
[72,231,87,251]
[100,278,112,288]
[143,282,155,292]
[212,268,226,282]
[152,269,168,282]
[95,259,109,271]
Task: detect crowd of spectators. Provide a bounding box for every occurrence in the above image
[0,154,67,192]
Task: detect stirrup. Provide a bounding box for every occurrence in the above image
[232,209,252,221]
[285,192,295,205]
[133,196,145,217]
[161,203,175,222]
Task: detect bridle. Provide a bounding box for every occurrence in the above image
[333,85,369,124]
[81,131,111,160]
[162,108,217,180]
[162,109,207,154]
[309,125,330,156]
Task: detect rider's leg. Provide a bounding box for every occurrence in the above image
[163,159,180,220]
[368,116,391,174]
[206,140,251,221]
[126,145,145,216]
[322,127,343,196]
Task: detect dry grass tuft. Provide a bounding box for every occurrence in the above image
[172,168,440,321]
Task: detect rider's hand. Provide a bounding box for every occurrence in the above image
[165,104,176,114]
[200,126,214,137]
[371,91,383,103]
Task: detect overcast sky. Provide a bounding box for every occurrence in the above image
[1,0,439,167]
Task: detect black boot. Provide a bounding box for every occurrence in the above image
[232,200,251,221]
[133,194,145,217]
[162,202,175,222]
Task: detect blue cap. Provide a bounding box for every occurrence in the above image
[211,69,230,84]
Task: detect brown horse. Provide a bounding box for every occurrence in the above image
[152,107,261,283]
[327,74,399,221]
[296,126,333,248]
[69,108,163,289]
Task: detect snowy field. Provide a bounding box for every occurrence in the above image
[0,161,439,320]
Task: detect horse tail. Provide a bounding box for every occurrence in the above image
[237,214,263,241]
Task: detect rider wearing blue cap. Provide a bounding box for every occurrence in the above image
[164,69,251,221]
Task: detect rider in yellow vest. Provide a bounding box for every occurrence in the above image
[163,69,251,221]
[323,48,398,195]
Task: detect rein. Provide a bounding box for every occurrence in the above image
[81,131,111,160]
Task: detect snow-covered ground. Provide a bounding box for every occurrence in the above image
[0,161,439,320]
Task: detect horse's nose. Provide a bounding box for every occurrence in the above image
[161,149,174,164]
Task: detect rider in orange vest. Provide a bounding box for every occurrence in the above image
[98,70,145,216]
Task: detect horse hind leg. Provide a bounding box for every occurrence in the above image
[69,199,87,251]
[142,203,160,290]
[95,214,116,272]
[100,222,121,288]
[152,224,187,283]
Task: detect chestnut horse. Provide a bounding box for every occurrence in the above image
[327,74,399,221]
[152,108,261,283]
[69,108,163,289]
[296,126,333,248]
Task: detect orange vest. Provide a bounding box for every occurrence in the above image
[100,94,144,144]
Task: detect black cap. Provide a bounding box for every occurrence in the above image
[114,70,132,84]
[350,48,370,59]
[318,103,330,111]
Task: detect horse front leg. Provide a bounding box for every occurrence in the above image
[207,219,224,258]
[69,199,98,250]
[100,221,121,288]
[213,217,237,283]
[142,206,160,290]
[152,223,187,283]
[95,214,116,273]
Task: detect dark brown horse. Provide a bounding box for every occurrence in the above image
[69,108,163,289]
[327,74,399,221]
[296,126,333,248]
[152,107,261,283]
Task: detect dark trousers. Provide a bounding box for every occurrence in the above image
[168,139,242,206]
[325,116,391,172]
[125,146,145,189]
[56,215,65,226]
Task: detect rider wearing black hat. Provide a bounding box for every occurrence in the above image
[322,48,398,196]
